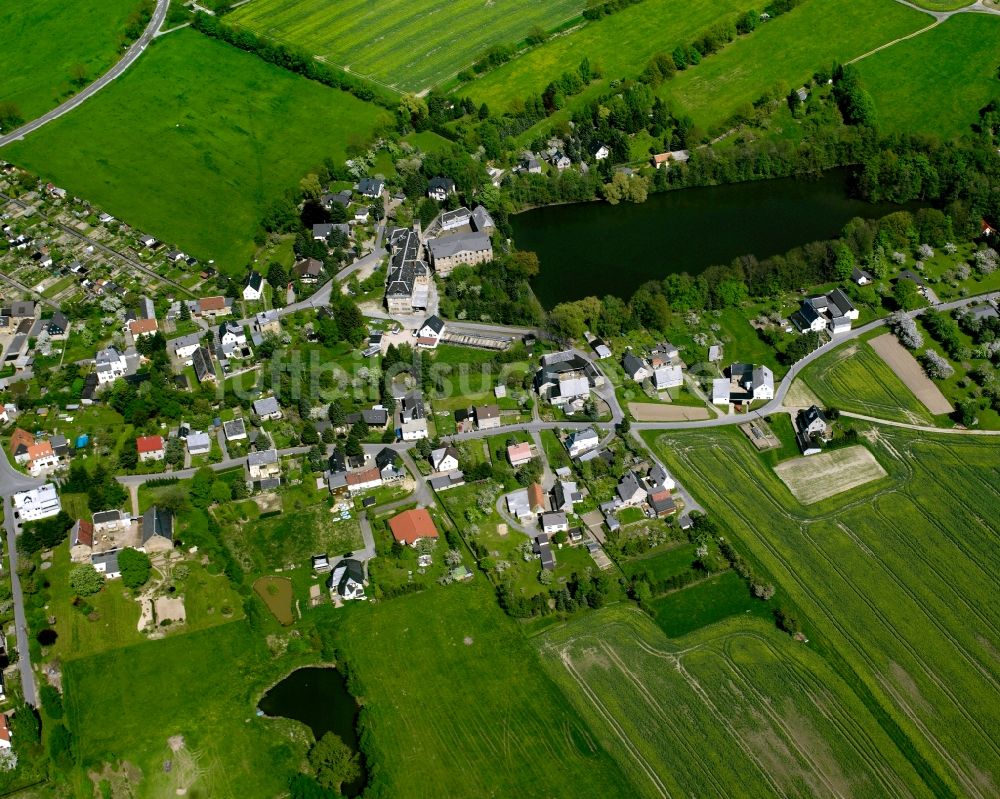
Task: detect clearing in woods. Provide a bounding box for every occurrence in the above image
[868,332,953,415]
[537,605,935,798]
[773,445,888,504]
[645,426,1000,798]
[227,0,584,94]
[801,337,938,424]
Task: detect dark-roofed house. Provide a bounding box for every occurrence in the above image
[46,311,69,337]
[792,289,859,335]
[141,506,174,553]
[293,258,324,283]
[852,266,874,286]
[224,419,247,441]
[474,404,501,431]
[375,447,405,482]
[328,558,366,600]
[427,176,456,201]
[253,395,282,420]
[617,472,645,507]
[623,351,650,382]
[357,177,385,198]
[534,538,556,570]
[344,407,389,430]
[248,449,281,484]
[471,205,495,233]
[795,405,829,455]
[242,270,264,301]
[416,315,446,348]
[648,490,676,518]
[192,346,216,383]
[92,549,121,579]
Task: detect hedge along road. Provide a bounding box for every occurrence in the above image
[0,0,170,148]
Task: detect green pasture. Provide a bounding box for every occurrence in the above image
[649,569,772,637]
[3,30,386,274]
[63,621,305,798]
[859,14,1000,140]
[463,0,756,109]
[664,0,930,134]
[0,0,140,122]
[335,582,632,797]
[799,336,938,424]
[228,0,585,94]
[645,425,1000,797]
[538,606,934,798]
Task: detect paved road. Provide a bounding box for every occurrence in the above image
[0,448,42,707]
[0,0,170,148]
[115,445,311,487]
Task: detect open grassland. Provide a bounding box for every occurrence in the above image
[774,445,888,505]
[537,606,934,798]
[64,621,305,798]
[800,338,939,424]
[3,30,386,273]
[664,0,929,133]
[0,0,140,122]
[646,426,1000,798]
[229,0,584,94]
[858,14,1000,140]
[463,0,754,109]
[336,582,635,798]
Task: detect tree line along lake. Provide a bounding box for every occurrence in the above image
[512,168,914,307]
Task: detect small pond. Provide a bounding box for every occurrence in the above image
[258,666,366,797]
[511,168,917,307]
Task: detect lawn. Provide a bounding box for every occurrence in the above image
[537,605,934,798]
[3,30,386,274]
[645,425,1000,797]
[663,0,929,134]
[63,621,308,798]
[0,0,141,122]
[799,335,938,424]
[649,569,773,637]
[463,0,756,110]
[228,0,585,94]
[335,582,633,797]
[858,14,1000,140]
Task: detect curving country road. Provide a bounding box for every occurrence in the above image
[0,0,170,148]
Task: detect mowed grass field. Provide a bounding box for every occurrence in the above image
[3,30,386,273]
[463,0,755,110]
[63,621,306,798]
[538,606,934,798]
[228,0,585,93]
[664,0,930,133]
[0,0,139,122]
[799,338,938,425]
[336,582,635,798]
[859,14,1000,140]
[646,426,1000,798]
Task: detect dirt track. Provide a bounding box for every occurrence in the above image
[629,402,709,422]
[869,333,952,415]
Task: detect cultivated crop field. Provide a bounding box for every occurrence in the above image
[0,0,140,122]
[3,29,385,273]
[538,606,933,798]
[800,338,938,424]
[335,582,634,798]
[228,0,584,94]
[646,426,1000,798]
[868,332,953,415]
[774,445,888,504]
[859,14,1000,140]
[663,0,929,133]
[462,0,755,110]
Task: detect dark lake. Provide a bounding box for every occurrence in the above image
[512,168,908,307]
[258,666,366,797]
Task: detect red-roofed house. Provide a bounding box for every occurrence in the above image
[507,442,534,468]
[528,482,548,513]
[0,713,10,748]
[128,318,159,338]
[984,219,997,238]
[388,508,439,546]
[70,519,95,562]
[136,435,165,462]
[10,428,34,465]
[197,296,230,317]
[26,441,58,477]
[345,467,382,496]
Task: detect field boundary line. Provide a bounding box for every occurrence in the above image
[847,19,941,63]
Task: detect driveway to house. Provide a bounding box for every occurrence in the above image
[0,0,170,148]
[0,448,43,707]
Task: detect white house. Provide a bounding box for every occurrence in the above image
[430,446,460,473]
[252,395,282,420]
[186,431,211,456]
[541,512,569,534]
[12,483,61,522]
[566,428,599,458]
[616,472,646,507]
[26,442,59,477]
[507,442,533,468]
[427,177,456,202]
[329,559,366,600]
[136,435,165,462]
[792,289,859,335]
[242,271,264,301]
[623,352,651,382]
[591,143,610,161]
[219,321,248,358]
[652,364,683,390]
[416,315,446,348]
[168,333,203,362]
[712,378,732,405]
[95,347,127,385]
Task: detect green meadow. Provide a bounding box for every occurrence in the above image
[646,425,1000,798]
[859,14,1000,140]
[336,582,634,798]
[228,0,584,93]
[539,606,936,798]
[0,0,140,122]
[463,0,756,110]
[664,0,929,133]
[3,30,387,273]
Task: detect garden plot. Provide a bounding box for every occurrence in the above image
[773,445,887,505]
[629,402,710,422]
[868,333,952,415]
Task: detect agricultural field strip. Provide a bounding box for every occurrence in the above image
[656,431,1000,797]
